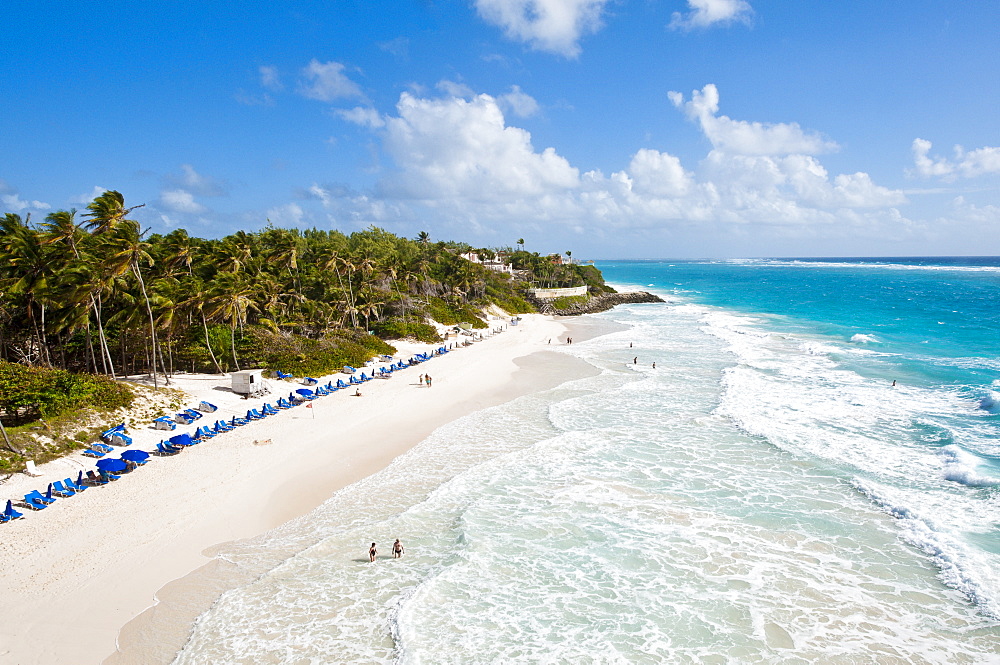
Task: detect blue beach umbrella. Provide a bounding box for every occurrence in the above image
[95,458,127,473]
[120,449,149,462]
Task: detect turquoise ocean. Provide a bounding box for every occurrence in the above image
[172,258,1000,664]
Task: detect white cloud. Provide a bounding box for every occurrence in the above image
[670,0,753,30]
[159,189,207,214]
[259,65,283,91]
[627,149,693,197]
[380,91,579,203]
[306,85,909,251]
[474,0,611,57]
[949,196,1000,224]
[266,202,307,226]
[298,60,364,102]
[911,138,1000,180]
[336,106,386,129]
[670,84,837,155]
[498,85,540,117]
[0,180,50,212]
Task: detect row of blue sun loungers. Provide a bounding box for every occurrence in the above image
[4,353,453,524]
[7,448,153,520]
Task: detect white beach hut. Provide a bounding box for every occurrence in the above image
[231,369,266,396]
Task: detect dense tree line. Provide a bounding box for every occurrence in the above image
[0,190,612,384]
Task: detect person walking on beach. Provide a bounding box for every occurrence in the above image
[652,362,656,369]
[418,373,424,385]
[369,543,377,562]
[393,539,404,558]
[633,357,637,364]
[426,375,432,387]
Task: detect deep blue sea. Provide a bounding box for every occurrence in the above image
[172,257,1000,664]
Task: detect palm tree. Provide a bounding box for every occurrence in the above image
[517,238,525,251]
[208,273,258,371]
[416,231,430,246]
[106,219,168,386]
[83,190,144,234]
[178,282,224,373]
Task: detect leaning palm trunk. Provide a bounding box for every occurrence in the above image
[202,311,224,373]
[229,322,240,371]
[132,264,162,388]
[94,293,116,378]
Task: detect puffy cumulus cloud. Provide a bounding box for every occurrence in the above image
[911,138,1000,180]
[298,60,364,102]
[310,85,909,249]
[159,189,207,214]
[380,91,579,202]
[670,0,753,30]
[0,180,50,212]
[669,84,838,156]
[336,106,385,129]
[627,149,693,198]
[474,0,611,57]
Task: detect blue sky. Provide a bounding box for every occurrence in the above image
[2,1,998,258]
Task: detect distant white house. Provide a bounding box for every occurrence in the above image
[459,251,514,274]
[528,285,588,299]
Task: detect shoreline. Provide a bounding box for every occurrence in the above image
[0,314,611,665]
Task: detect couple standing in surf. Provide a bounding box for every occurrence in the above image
[369,539,404,562]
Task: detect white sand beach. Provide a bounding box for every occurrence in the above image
[0,314,589,665]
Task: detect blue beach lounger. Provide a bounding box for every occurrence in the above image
[24,490,54,508]
[22,493,48,510]
[152,416,176,430]
[4,499,24,522]
[157,442,181,455]
[51,480,76,497]
[196,401,218,413]
[64,477,87,492]
[100,423,126,441]
[83,447,107,458]
[86,470,109,485]
[231,416,249,426]
[276,397,292,409]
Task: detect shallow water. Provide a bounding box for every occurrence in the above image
[172,258,1000,664]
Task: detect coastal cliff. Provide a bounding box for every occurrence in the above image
[532,291,665,316]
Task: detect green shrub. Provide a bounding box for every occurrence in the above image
[240,327,397,377]
[422,297,488,328]
[551,295,589,309]
[0,361,134,419]
[371,319,442,343]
